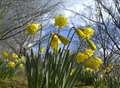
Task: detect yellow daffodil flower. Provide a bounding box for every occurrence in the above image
[75,52,88,63]
[50,33,69,50]
[50,33,61,50]
[85,56,103,70]
[54,15,68,29]
[26,23,41,34]
[76,49,94,64]
[75,27,94,39]
[7,61,16,69]
[83,27,94,39]
[19,63,24,70]
[2,51,9,59]
[58,35,69,45]
[40,47,46,54]
[86,39,96,50]
[85,49,94,57]
[75,29,86,39]
[12,53,18,59]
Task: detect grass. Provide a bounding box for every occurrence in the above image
[0,80,93,88]
[0,71,94,88]
[0,71,27,88]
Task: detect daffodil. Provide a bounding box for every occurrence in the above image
[12,53,18,59]
[86,39,96,50]
[75,27,94,39]
[40,47,46,54]
[75,29,86,39]
[85,56,103,70]
[83,27,94,39]
[50,33,61,50]
[7,61,16,69]
[54,15,68,29]
[2,51,9,59]
[76,49,94,64]
[75,52,88,63]
[58,35,69,45]
[85,49,94,57]
[26,23,41,34]
[19,63,24,70]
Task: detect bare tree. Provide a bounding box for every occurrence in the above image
[0,0,63,53]
[94,0,120,65]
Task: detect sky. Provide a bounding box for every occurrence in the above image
[64,0,95,17]
[60,0,96,27]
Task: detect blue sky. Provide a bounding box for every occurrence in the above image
[61,0,96,27]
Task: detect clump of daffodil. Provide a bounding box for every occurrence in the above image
[7,61,16,69]
[54,15,68,29]
[86,39,96,50]
[11,53,18,59]
[76,50,103,70]
[85,56,103,70]
[1,51,9,59]
[26,23,41,34]
[75,26,94,39]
